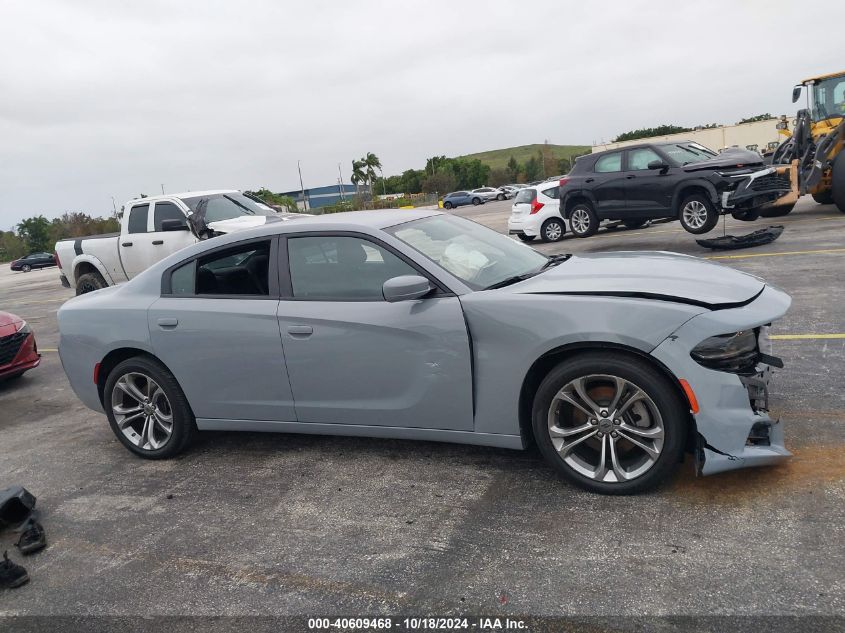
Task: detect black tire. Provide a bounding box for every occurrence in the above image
[622,219,648,229]
[497,194,505,201]
[540,218,565,242]
[759,203,795,218]
[532,352,688,495]
[833,157,845,214]
[472,197,481,206]
[568,203,599,238]
[104,356,196,459]
[517,233,536,242]
[678,194,719,234]
[76,271,108,295]
[21,264,31,272]
[443,201,453,210]
[812,191,834,205]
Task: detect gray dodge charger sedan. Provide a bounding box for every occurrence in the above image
[58,210,791,494]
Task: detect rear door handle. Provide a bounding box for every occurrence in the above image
[121,242,133,247]
[152,240,164,245]
[157,317,178,328]
[626,175,636,179]
[287,325,313,337]
[585,178,594,183]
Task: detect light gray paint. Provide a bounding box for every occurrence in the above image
[57,210,792,476]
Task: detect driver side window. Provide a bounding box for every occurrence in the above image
[287,235,417,301]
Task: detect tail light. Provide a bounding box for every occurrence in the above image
[530,199,544,214]
[559,177,570,187]
[54,251,61,269]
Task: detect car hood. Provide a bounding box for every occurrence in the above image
[682,148,763,172]
[511,251,765,308]
[0,311,24,337]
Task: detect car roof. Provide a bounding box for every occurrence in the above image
[125,189,239,205]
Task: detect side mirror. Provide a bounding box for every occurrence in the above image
[647,159,669,171]
[792,85,802,103]
[383,275,432,302]
[161,219,189,231]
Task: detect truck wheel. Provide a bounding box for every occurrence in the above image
[832,158,845,214]
[76,272,107,295]
[569,203,599,237]
[759,203,795,218]
[678,194,719,234]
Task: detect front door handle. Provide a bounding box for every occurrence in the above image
[122,242,133,247]
[152,240,164,245]
[157,317,178,328]
[626,175,636,179]
[585,178,595,183]
[287,325,313,337]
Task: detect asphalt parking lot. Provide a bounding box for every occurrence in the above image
[1,197,844,618]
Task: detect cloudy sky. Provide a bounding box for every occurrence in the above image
[1,0,842,229]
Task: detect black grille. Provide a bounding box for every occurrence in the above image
[0,332,27,366]
[750,173,791,193]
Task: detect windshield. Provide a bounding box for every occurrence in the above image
[179,192,276,223]
[385,214,548,290]
[661,142,717,166]
[810,76,845,122]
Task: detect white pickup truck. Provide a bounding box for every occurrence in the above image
[56,190,298,294]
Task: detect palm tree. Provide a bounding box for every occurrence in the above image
[362,152,382,195]
[351,159,366,197]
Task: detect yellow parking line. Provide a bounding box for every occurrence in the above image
[771,334,845,340]
[40,348,58,352]
[706,247,845,260]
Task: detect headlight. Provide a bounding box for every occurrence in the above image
[15,321,30,334]
[690,329,758,374]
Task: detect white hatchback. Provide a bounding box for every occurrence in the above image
[507,183,567,242]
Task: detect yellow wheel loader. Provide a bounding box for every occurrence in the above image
[761,70,845,217]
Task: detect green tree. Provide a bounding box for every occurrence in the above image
[613,125,692,143]
[557,158,571,174]
[506,156,519,182]
[0,231,27,262]
[421,171,457,194]
[489,168,509,187]
[246,188,300,213]
[737,114,773,124]
[524,156,542,181]
[17,215,52,253]
[351,159,367,196]
[362,152,382,194]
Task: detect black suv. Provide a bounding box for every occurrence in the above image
[558,141,792,237]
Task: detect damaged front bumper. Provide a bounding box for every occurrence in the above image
[719,165,796,211]
[650,284,792,476]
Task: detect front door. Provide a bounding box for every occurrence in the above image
[623,147,675,218]
[278,233,474,430]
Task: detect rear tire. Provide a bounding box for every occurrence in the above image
[532,352,688,495]
[812,191,834,205]
[497,194,505,201]
[540,218,565,242]
[759,203,795,218]
[76,272,107,295]
[568,203,599,238]
[104,356,196,459]
[678,194,719,234]
[517,233,536,242]
[832,158,845,214]
[443,201,453,210]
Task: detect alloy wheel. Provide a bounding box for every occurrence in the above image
[571,208,591,234]
[111,372,174,451]
[547,374,664,483]
[22,265,31,272]
[682,200,708,230]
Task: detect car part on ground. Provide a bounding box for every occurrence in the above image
[58,210,792,494]
[696,225,784,251]
[15,520,46,556]
[0,486,36,529]
[0,313,40,381]
[0,551,28,589]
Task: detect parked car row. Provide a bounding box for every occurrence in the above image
[442,184,528,209]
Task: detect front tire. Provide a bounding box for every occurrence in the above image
[812,191,834,205]
[569,203,599,238]
[104,356,196,459]
[497,194,505,201]
[832,157,845,214]
[532,352,687,495]
[472,197,481,206]
[443,201,453,210]
[76,272,108,295]
[678,194,719,234]
[540,218,565,242]
[21,264,31,272]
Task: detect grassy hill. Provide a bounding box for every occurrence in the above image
[458,144,591,171]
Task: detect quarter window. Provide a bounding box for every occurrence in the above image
[627,148,663,171]
[540,186,559,199]
[595,153,622,173]
[287,235,417,300]
[153,202,187,231]
[127,204,149,234]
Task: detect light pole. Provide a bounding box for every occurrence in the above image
[297,160,308,211]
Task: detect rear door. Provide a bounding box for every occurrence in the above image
[276,232,474,430]
[622,147,675,218]
[590,152,626,217]
[148,237,295,422]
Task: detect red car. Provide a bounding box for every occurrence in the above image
[0,311,40,380]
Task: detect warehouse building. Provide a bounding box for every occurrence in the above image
[280,183,357,211]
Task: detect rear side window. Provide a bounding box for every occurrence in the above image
[540,186,559,199]
[127,204,149,234]
[169,240,271,296]
[595,153,622,173]
[153,202,186,231]
[514,189,536,204]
